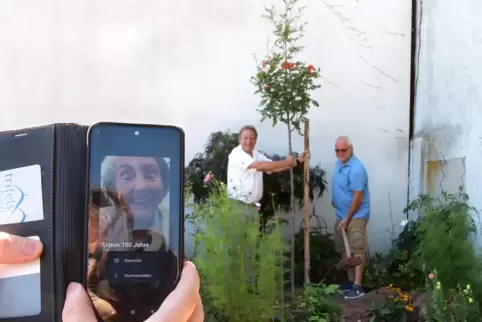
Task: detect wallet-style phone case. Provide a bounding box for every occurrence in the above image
[0,124,88,322]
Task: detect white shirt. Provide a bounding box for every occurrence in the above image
[227,145,272,204]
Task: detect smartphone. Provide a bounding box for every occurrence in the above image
[84,122,184,322]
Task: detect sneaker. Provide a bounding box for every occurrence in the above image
[344,284,365,300]
[339,281,353,293]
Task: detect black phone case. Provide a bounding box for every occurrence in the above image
[0,124,88,322]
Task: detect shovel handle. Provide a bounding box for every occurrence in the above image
[341,228,352,258]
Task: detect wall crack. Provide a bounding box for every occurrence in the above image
[372,65,399,83]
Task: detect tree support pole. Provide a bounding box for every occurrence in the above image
[302,117,311,284]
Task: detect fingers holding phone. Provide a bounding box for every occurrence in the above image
[146,262,203,322]
[0,232,43,264]
[63,261,203,322]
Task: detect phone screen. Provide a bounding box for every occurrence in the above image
[86,123,184,321]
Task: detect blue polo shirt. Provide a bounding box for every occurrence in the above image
[332,155,370,220]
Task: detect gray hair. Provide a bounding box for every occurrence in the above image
[336,136,353,148]
[238,125,258,139]
[100,156,170,206]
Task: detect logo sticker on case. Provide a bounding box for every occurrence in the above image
[0,164,44,225]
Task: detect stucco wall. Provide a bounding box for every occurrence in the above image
[0,0,412,254]
[410,0,482,244]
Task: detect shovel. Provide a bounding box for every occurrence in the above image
[336,228,362,269]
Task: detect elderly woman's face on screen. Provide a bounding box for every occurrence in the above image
[114,156,164,219]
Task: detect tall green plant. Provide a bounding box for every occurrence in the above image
[407,189,482,315]
[188,178,287,322]
[251,0,321,294]
[407,190,481,292]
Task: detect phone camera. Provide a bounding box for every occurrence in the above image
[134,131,139,136]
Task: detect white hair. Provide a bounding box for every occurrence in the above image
[100,156,119,206]
[336,136,353,148]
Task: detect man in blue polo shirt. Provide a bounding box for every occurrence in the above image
[331,136,370,300]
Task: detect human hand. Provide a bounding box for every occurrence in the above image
[0,232,43,264]
[88,261,119,320]
[338,218,350,231]
[298,151,310,163]
[285,155,296,167]
[63,261,204,322]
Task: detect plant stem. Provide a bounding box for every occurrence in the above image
[281,11,297,297]
[287,121,296,297]
[303,119,310,284]
[277,212,286,322]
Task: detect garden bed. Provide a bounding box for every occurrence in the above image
[326,287,426,321]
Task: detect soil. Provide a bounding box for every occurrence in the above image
[327,287,427,321]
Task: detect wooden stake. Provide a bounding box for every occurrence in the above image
[303,119,311,284]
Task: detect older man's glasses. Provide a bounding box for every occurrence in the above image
[335,148,348,153]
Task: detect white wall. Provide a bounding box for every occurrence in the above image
[0,0,412,254]
[410,0,482,245]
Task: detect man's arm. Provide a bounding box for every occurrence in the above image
[345,191,364,221]
[268,152,306,173]
[230,149,295,173]
[271,166,292,173]
[248,157,295,172]
[344,168,367,221]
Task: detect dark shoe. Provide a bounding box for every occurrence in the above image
[344,284,365,300]
[339,281,353,293]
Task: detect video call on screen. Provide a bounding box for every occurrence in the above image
[86,125,183,320]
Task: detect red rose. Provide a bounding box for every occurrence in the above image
[282,62,295,70]
[307,64,316,75]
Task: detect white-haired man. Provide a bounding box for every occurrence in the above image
[227,125,305,206]
[332,136,370,300]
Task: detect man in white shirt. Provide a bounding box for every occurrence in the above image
[227,125,305,205]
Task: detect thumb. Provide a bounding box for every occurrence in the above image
[0,232,43,264]
[62,283,97,322]
[147,262,200,322]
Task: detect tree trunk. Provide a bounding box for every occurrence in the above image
[303,119,311,284]
[287,124,296,297]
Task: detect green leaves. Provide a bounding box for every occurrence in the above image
[406,190,482,320]
[370,300,410,322]
[411,190,482,293]
[188,181,287,322]
[300,283,342,321]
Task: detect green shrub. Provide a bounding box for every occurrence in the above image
[407,189,482,319]
[298,283,342,322]
[412,190,481,291]
[199,278,229,322]
[366,189,481,294]
[187,179,287,322]
[293,230,341,285]
[364,221,425,292]
[370,285,414,321]
[427,272,482,321]
[388,219,425,291]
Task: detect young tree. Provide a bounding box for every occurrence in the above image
[251,0,321,295]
